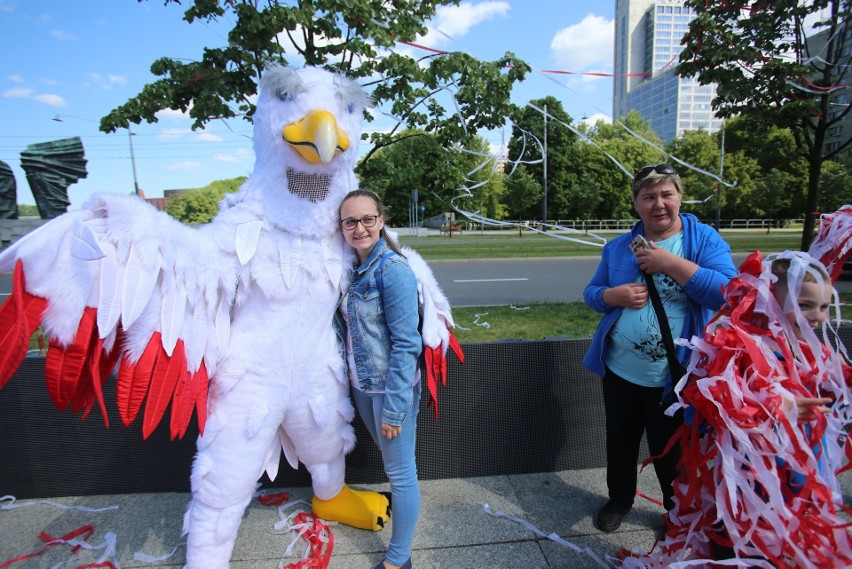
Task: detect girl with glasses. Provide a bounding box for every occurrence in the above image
[335,189,420,569]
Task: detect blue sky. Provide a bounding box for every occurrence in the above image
[1,1,615,209]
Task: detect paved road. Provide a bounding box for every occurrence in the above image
[433,254,852,307]
[2,254,850,307]
[430,257,598,307]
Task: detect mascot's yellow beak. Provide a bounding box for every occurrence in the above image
[282,110,350,165]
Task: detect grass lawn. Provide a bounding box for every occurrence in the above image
[400,230,803,260]
[452,290,852,343]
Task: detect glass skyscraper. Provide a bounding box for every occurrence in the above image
[614,0,723,142]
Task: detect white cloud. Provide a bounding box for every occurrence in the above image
[197,132,223,142]
[580,112,611,126]
[87,72,127,91]
[2,87,34,99]
[156,107,191,120]
[420,1,510,48]
[214,148,252,164]
[213,152,247,163]
[168,161,202,172]
[2,84,65,106]
[160,128,191,139]
[275,24,327,56]
[551,14,613,72]
[34,93,66,106]
[8,74,24,83]
[51,29,76,41]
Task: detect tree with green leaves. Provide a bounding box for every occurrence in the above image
[165,177,245,224]
[502,166,542,221]
[506,97,581,220]
[818,159,852,212]
[678,0,851,249]
[101,0,530,202]
[579,110,666,220]
[355,129,503,225]
[665,129,721,220]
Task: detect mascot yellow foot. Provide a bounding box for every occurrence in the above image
[312,484,390,531]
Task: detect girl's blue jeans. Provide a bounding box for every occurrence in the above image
[352,385,421,566]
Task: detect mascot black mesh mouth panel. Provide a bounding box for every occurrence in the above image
[286,167,330,203]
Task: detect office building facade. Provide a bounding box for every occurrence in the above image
[614,0,723,142]
[807,26,852,156]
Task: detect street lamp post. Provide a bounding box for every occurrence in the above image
[128,125,140,196]
[715,124,725,230]
[542,103,548,231]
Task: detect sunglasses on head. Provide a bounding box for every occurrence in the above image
[634,164,677,182]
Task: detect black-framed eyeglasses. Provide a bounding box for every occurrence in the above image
[340,215,380,230]
[634,164,677,182]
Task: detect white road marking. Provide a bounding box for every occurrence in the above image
[453,278,529,283]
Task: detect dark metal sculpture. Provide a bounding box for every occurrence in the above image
[20,137,88,219]
[0,161,17,219]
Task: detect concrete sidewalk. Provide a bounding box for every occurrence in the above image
[1,466,677,569]
[4,466,851,568]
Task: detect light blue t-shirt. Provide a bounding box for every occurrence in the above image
[605,232,688,387]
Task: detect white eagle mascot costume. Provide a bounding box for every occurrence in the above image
[0,65,460,568]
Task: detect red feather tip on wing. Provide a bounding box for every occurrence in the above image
[116,332,161,428]
[68,335,103,421]
[44,307,98,412]
[421,331,465,422]
[142,339,186,440]
[0,260,47,388]
[170,360,209,440]
[449,331,464,364]
[423,346,440,420]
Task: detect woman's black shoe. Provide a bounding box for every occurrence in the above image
[594,500,632,532]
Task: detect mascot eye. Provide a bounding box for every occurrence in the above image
[277,89,292,102]
[347,103,356,114]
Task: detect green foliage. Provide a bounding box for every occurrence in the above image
[819,160,852,212]
[117,2,846,229]
[101,0,530,172]
[666,129,721,219]
[578,111,665,219]
[356,130,503,225]
[17,204,39,217]
[165,176,245,224]
[503,166,542,220]
[507,97,582,219]
[678,0,852,247]
[714,151,760,219]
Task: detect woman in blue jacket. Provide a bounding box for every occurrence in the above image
[335,189,421,569]
[583,164,736,533]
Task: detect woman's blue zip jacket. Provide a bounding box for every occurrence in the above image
[582,213,737,400]
[333,239,422,427]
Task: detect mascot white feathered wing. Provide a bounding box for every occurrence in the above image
[0,66,398,568]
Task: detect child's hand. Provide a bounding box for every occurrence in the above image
[794,397,833,424]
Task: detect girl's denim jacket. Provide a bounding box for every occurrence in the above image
[333,239,422,427]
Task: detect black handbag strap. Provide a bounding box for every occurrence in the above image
[643,271,685,376]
